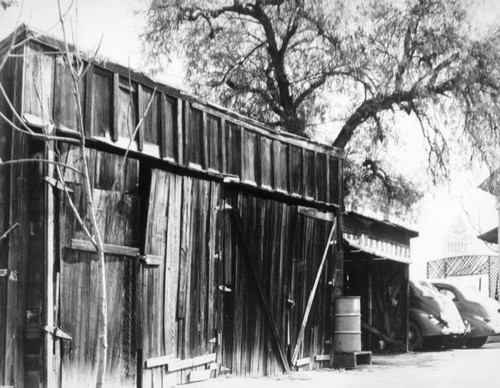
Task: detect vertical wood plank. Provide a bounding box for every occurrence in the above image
[23,44,55,123]
[325,155,331,204]
[259,137,272,189]
[202,110,208,169]
[207,182,218,354]
[112,73,119,142]
[43,132,55,388]
[0,51,17,383]
[220,118,227,173]
[84,64,94,137]
[160,93,167,159]
[177,98,184,165]
[4,46,28,388]
[53,59,85,132]
[177,177,193,357]
[165,174,182,358]
[137,84,145,151]
[182,101,190,167]
[135,261,143,386]
[92,69,113,138]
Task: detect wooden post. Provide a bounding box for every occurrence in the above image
[43,125,56,388]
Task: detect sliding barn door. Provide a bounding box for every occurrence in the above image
[140,170,221,387]
[220,191,337,375]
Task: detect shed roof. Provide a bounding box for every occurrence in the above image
[342,211,419,265]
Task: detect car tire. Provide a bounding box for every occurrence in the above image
[409,321,423,350]
[465,336,488,349]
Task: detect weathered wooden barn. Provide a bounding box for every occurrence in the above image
[0,27,344,387]
[342,212,418,352]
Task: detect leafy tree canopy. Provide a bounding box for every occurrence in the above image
[143,0,500,220]
[0,0,13,10]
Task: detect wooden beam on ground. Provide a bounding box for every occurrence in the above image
[188,369,211,383]
[294,357,310,367]
[361,322,406,351]
[145,353,216,371]
[291,219,336,366]
[230,211,291,373]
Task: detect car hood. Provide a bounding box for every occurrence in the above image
[410,280,465,332]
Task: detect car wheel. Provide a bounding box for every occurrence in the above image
[465,336,488,349]
[409,321,423,350]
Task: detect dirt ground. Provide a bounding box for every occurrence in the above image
[195,339,500,388]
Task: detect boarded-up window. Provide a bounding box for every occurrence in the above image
[117,77,138,142]
[289,145,302,195]
[260,137,273,188]
[225,122,241,177]
[207,114,222,171]
[92,69,113,138]
[187,107,204,167]
[161,95,177,161]
[304,150,315,198]
[242,130,257,183]
[24,44,55,123]
[142,87,160,146]
[274,141,288,192]
[54,59,84,131]
[316,153,328,202]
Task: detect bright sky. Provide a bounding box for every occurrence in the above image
[1,0,499,279]
[0,0,147,66]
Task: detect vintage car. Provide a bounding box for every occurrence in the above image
[409,280,467,350]
[431,280,500,348]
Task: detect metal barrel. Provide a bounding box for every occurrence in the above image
[334,296,362,353]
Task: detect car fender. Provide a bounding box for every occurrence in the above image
[410,308,444,337]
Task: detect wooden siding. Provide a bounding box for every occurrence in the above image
[20,39,342,207]
[0,48,30,387]
[59,146,139,388]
